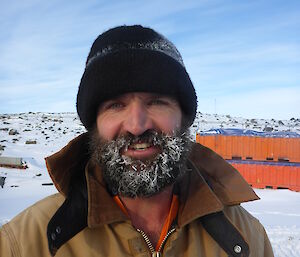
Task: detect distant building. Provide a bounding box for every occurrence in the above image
[196,129,300,191]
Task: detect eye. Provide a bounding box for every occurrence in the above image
[149,98,169,106]
[104,102,125,110]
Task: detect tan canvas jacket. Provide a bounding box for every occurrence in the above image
[0,133,274,257]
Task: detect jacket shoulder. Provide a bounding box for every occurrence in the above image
[223,205,274,257]
[0,193,64,257]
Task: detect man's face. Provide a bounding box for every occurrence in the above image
[96,92,182,146]
[91,92,190,197]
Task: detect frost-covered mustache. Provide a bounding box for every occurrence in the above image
[101,130,184,164]
[113,130,163,151]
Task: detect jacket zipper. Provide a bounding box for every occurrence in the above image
[136,227,176,257]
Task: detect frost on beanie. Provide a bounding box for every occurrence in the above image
[76,25,197,130]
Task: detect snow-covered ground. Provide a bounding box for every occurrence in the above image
[242,190,300,256]
[1,112,300,257]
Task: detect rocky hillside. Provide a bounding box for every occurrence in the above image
[1,112,300,158]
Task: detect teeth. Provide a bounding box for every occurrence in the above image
[132,143,150,150]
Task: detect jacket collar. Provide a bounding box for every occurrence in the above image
[45,133,259,228]
[45,133,90,197]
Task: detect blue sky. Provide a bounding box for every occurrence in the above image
[0,0,299,119]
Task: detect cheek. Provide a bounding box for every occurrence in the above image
[155,111,182,133]
[96,115,120,141]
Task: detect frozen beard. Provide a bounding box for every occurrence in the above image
[90,129,191,198]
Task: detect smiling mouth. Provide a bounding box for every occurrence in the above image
[122,141,161,160]
[129,142,152,150]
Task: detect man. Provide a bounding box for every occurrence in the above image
[0,25,274,257]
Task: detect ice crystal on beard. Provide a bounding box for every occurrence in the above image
[95,130,191,197]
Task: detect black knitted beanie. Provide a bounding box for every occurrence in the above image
[77,25,197,130]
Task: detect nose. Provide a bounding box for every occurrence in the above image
[122,101,153,136]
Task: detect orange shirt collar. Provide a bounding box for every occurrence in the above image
[113,194,179,251]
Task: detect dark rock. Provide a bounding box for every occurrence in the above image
[25,140,37,144]
[9,129,19,135]
[42,183,54,186]
[0,177,6,188]
[263,126,273,132]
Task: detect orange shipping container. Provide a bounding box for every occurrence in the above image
[229,160,300,192]
[196,132,300,163]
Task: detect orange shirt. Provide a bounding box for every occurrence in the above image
[113,194,179,251]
